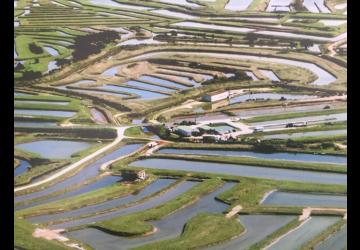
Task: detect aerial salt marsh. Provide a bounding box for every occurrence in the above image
[14,0,347,248]
[130,159,347,185]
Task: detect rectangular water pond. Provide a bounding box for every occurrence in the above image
[101,65,121,77]
[14,121,58,128]
[15,140,94,159]
[99,85,169,100]
[267,216,341,250]
[138,75,188,89]
[263,129,347,140]
[230,93,316,104]
[262,191,347,208]
[129,159,347,185]
[15,100,69,106]
[126,80,174,92]
[14,160,31,177]
[89,0,152,10]
[14,109,76,117]
[172,21,254,33]
[207,215,296,250]
[157,149,347,164]
[251,113,347,127]
[259,69,280,81]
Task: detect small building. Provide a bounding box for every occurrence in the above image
[336,44,347,54]
[122,170,147,182]
[175,126,196,137]
[137,170,146,180]
[202,90,230,103]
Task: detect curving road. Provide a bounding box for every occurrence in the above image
[14,126,128,193]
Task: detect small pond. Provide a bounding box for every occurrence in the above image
[15,140,94,159]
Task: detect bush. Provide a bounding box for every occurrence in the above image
[151,124,170,139]
[21,70,42,80]
[157,115,167,123]
[71,31,119,61]
[286,139,304,148]
[55,58,71,66]
[321,142,335,149]
[28,43,43,54]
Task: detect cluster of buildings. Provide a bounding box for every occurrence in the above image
[166,122,238,142]
[121,169,147,182]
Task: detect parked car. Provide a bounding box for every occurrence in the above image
[253,126,264,132]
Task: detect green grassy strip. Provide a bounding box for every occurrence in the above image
[132,213,244,250]
[249,121,347,137]
[124,127,150,138]
[93,178,224,236]
[14,216,70,250]
[245,108,347,123]
[299,219,347,250]
[248,218,302,250]
[152,154,347,173]
[290,134,347,143]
